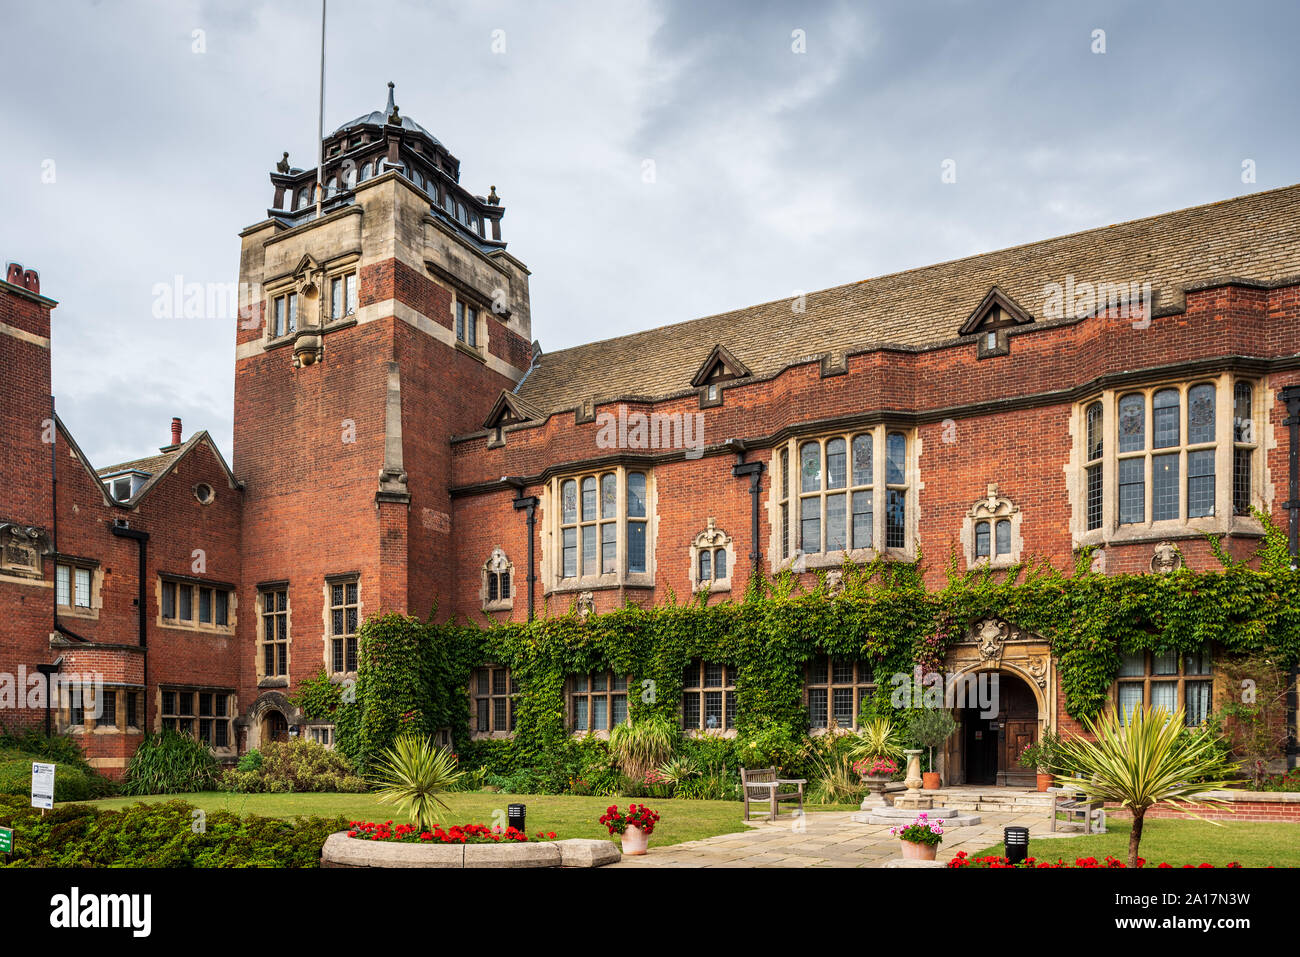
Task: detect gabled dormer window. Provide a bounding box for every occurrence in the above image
[691,343,751,407]
[960,286,1033,357]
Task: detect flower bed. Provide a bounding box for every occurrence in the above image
[346,820,556,844]
[948,851,1244,869]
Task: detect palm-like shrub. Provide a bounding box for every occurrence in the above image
[609,712,678,783]
[1054,705,1240,867]
[850,717,904,762]
[655,755,700,791]
[372,734,462,831]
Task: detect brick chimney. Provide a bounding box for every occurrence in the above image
[160,417,183,453]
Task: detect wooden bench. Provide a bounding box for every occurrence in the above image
[741,767,806,822]
[1049,787,1106,834]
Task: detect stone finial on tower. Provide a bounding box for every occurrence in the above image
[276,151,290,173]
[487,185,500,206]
[385,81,400,124]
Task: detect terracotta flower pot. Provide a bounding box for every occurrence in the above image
[621,824,649,856]
[922,772,941,790]
[901,840,938,861]
[1036,772,1054,792]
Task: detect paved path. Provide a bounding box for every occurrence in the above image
[611,807,1082,868]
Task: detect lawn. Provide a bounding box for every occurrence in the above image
[972,817,1300,868]
[80,792,752,846]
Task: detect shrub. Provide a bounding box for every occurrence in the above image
[0,798,346,868]
[219,739,366,793]
[0,728,115,798]
[608,713,677,783]
[372,734,463,830]
[122,732,219,796]
[0,752,102,802]
[237,749,263,773]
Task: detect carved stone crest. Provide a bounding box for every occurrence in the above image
[1027,656,1049,688]
[975,618,1012,662]
[577,591,595,618]
[1151,541,1182,574]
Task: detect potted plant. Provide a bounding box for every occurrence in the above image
[909,707,956,790]
[599,803,661,855]
[851,756,899,807]
[1017,729,1064,791]
[890,811,945,861]
[850,717,905,809]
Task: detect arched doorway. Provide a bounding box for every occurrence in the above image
[960,671,1039,786]
[261,710,288,745]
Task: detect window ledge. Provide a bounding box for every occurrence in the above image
[693,579,732,595]
[1080,517,1265,549]
[481,600,514,613]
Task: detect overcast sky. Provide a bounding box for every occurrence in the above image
[3,0,1299,468]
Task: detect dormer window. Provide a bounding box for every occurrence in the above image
[109,476,131,502]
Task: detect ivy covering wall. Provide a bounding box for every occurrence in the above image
[313,521,1300,773]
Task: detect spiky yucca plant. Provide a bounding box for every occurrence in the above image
[372,734,463,831]
[850,717,905,762]
[1054,705,1240,867]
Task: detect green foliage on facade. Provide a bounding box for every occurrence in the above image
[333,531,1300,772]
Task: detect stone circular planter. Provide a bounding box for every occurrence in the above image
[321,832,620,868]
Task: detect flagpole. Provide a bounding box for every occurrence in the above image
[315,0,326,218]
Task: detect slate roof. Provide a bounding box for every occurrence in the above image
[514,184,1300,416]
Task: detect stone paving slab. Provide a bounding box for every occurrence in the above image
[608,808,1077,869]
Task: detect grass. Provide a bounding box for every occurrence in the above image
[972,817,1300,868]
[77,792,752,846]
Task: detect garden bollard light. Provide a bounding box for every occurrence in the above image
[508,803,526,834]
[1004,825,1029,864]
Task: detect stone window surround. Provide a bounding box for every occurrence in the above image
[541,466,657,595]
[58,684,145,736]
[55,555,102,620]
[156,574,236,634]
[960,484,1024,569]
[689,519,734,594]
[769,425,918,573]
[1068,374,1269,548]
[452,292,484,353]
[567,671,631,736]
[804,655,875,732]
[1113,646,1214,727]
[322,574,361,678]
[469,663,517,739]
[681,659,737,734]
[481,547,514,612]
[262,252,362,343]
[157,686,237,754]
[256,583,291,687]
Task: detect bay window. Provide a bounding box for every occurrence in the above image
[552,468,652,587]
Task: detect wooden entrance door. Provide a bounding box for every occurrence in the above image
[263,710,288,744]
[996,674,1039,786]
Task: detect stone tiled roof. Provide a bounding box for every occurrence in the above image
[514,184,1300,416]
[96,452,178,477]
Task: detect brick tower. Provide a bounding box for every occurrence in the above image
[232,83,534,745]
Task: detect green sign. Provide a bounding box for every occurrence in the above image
[0,827,12,854]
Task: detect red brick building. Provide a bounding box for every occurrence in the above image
[4,87,1299,783]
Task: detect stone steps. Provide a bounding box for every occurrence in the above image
[927,791,1055,812]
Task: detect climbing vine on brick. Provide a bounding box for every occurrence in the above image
[333,520,1300,769]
